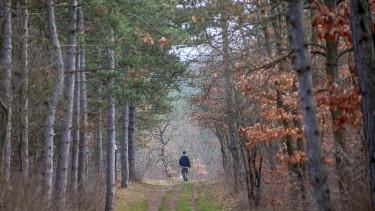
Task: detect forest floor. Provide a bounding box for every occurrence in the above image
[115,179,230,211]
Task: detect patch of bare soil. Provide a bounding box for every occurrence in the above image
[148,186,170,211]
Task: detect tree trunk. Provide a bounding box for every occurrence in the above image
[96,100,104,176]
[128,105,136,181]
[105,27,116,211]
[17,0,29,180]
[260,1,272,57]
[276,88,307,204]
[120,105,129,188]
[1,0,13,188]
[240,146,254,208]
[349,0,375,207]
[220,5,241,191]
[42,0,65,203]
[287,0,332,210]
[55,0,77,207]
[323,0,349,201]
[70,52,80,192]
[158,125,171,179]
[77,8,88,191]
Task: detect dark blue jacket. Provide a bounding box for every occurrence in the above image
[179,155,191,167]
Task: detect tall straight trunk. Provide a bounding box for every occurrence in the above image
[349,0,375,207]
[70,52,80,192]
[220,5,241,191]
[0,102,6,189]
[1,0,13,187]
[323,0,348,200]
[43,0,65,203]
[17,0,29,180]
[105,27,116,211]
[128,105,136,181]
[77,8,88,191]
[287,0,332,210]
[55,0,77,207]
[96,98,104,175]
[120,105,129,187]
[260,0,272,57]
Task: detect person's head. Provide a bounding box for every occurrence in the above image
[182,150,186,155]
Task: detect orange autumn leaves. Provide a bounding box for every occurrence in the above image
[236,65,362,166]
[142,33,169,47]
[237,69,303,150]
[312,1,351,42]
[316,81,362,131]
[312,0,375,43]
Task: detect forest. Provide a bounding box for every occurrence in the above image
[1,0,375,210]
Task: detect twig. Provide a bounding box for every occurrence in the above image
[338,48,353,58]
[245,52,292,75]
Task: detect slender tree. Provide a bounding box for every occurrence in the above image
[349,0,375,207]
[55,0,77,207]
[120,105,129,187]
[287,0,332,210]
[128,105,136,181]
[219,1,241,191]
[70,51,80,192]
[77,8,88,191]
[322,0,348,200]
[96,90,104,175]
[105,27,116,211]
[1,0,13,187]
[42,0,65,203]
[17,0,29,180]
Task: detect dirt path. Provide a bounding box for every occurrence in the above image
[116,181,203,211]
[165,184,184,210]
[147,186,168,211]
[190,182,200,211]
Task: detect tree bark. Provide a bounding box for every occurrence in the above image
[1,0,13,188]
[42,0,65,203]
[105,27,116,211]
[213,125,231,179]
[220,4,241,191]
[96,100,104,176]
[287,0,332,210]
[349,0,375,207]
[0,102,6,185]
[70,52,80,192]
[77,8,88,191]
[323,0,349,201]
[17,0,29,180]
[158,124,172,179]
[55,0,77,207]
[276,88,307,203]
[120,105,129,187]
[128,105,136,181]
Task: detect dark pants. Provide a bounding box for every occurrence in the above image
[181,167,188,182]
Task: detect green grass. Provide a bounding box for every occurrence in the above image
[141,178,181,186]
[116,201,148,211]
[176,182,193,211]
[115,183,153,211]
[197,193,223,211]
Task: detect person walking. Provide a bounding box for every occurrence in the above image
[179,151,191,182]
